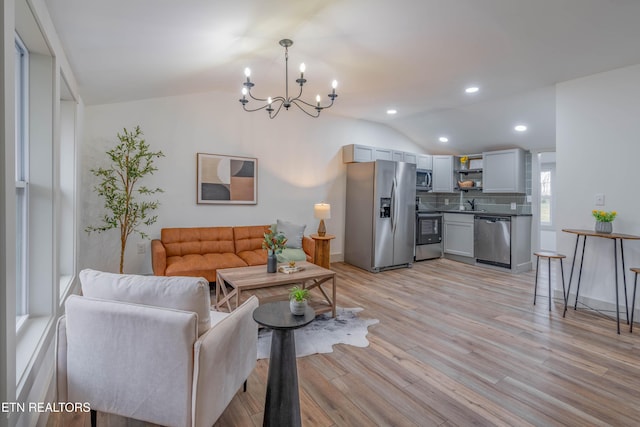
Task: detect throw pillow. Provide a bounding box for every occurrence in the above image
[277,248,308,263]
[276,219,306,249]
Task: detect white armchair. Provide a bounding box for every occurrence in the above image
[56,269,258,427]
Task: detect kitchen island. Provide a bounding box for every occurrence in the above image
[441,210,532,273]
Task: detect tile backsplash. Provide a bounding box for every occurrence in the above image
[417,152,532,214]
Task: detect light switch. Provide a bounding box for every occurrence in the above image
[595,193,605,206]
[137,242,146,254]
[444,199,449,205]
[510,202,517,210]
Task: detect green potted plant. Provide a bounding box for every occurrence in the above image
[85,126,164,273]
[262,228,287,273]
[289,286,310,315]
[592,209,617,234]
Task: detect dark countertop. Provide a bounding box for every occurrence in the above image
[438,210,532,217]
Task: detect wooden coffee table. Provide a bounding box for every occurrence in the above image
[215,261,337,317]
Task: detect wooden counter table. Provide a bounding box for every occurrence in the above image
[562,228,640,333]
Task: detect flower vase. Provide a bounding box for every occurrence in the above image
[595,221,612,234]
[267,252,277,273]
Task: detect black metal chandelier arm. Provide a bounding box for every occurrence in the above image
[292,97,335,110]
[268,102,286,119]
[291,100,322,118]
[241,103,274,113]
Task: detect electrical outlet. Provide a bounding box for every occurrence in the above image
[595,193,605,206]
[137,242,146,254]
[526,195,532,203]
[444,199,449,205]
[510,202,517,210]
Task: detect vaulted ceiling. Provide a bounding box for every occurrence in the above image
[43,0,640,153]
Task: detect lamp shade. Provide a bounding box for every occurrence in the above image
[314,203,331,220]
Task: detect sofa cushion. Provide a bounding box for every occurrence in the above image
[162,227,235,257]
[79,269,212,337]
[234,225,270,266]
[166,253,247,282]
[276,220,306,249]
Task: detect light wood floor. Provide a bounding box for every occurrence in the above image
[49,259,640,426]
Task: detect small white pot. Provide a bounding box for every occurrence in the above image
[290,299,307,315]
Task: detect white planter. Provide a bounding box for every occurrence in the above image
[290,299,307,315]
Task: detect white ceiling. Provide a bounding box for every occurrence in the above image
[43,0,640,154]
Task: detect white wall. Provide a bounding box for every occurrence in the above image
[556,63,640,312]
[81,91,424,274]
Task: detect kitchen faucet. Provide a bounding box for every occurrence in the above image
[466,199,476,211]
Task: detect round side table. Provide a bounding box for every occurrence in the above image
[253,301,315,427]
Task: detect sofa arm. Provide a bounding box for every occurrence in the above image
[303,236,315,263]
[64,295,198,427]
[151,239,167,275]
[192,296,259,427]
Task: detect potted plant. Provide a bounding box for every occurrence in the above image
[289,286,310,315]
[262,228,287,273]
[85,126,164,273]
[592,210,617,234]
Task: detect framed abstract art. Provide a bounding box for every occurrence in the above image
[196,153,257,204]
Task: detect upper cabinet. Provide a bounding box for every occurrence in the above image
[342,144,422,165]
[403,152,417,164]
[482,148,525,193]
[342,144,374,162]
[432,155,454,193]
[416,154,432,170]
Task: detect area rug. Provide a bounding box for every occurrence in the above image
[257,307,379,359]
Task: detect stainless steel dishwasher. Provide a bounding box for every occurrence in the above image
[474,215,511,268]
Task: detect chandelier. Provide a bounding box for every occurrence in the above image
[239,39,338,119]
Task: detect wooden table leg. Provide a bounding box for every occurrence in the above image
[332,275,336,318]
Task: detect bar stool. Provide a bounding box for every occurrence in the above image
[630,268,640,332]
[533,251,567,311]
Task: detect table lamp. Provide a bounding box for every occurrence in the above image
[314,203,331,237]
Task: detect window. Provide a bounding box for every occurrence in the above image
[540,166,555,229]
[15,35,29,331]
[58,75,77,300]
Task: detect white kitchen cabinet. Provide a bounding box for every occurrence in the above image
[342,144,429,165]
[432,155,454,192]
[342,144,374,163]
[374,148,393,160]
[443,213,474,258]
[482,148,525,193]
[403,152,417,164]
[417,154,432,170]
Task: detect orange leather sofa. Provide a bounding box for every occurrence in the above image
[151,225,315,282]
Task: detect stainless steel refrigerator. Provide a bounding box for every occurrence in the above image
[345,160,416,272]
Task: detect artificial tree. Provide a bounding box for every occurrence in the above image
[86,126,164,273]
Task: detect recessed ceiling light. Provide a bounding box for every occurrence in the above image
[514,124,527,132]
[386,109,397,115]
[439,136,449,143]
[465,86,479,94]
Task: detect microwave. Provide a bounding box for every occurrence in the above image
[416,169,432,191]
